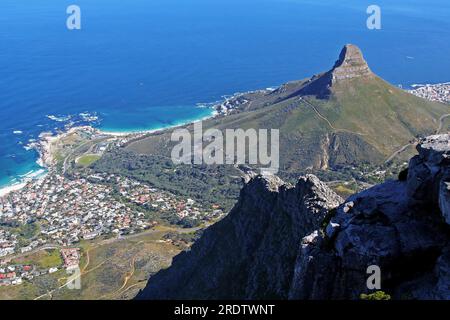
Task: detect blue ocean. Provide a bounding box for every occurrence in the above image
[1,0,450,188]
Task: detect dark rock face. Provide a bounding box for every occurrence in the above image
[137,135,450,300]
[136,174,342,299]
[290,135,450,300]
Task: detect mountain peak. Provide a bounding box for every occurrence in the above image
[330,44,373,82]
[297,44,374,98]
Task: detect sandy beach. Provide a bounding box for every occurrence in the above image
[0,104,223,199]
[0,182,27,198]
[98,109,219,137]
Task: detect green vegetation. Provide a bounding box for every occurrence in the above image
[163,230,203,247]
[92,151,243,211]
[16,222,40,240]
[12,248,63,271]
[76,154,101,167]
[332,184,357,198]
[37,249,63,269]
[360,291,392,300]
[0,282,40,300]
[328,76,448,154]
[120,71,448,180]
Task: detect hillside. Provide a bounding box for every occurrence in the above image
[91,44,449,210]
[124,44,449,171]
[136,134,450,300]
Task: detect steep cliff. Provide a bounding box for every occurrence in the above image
[136,174,342,299]
[290,134,450,299]
[137,135,450,300]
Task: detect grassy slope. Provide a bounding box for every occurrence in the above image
[76,154,101,167]
[327,76,449,154]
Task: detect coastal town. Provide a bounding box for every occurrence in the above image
[0,167,221,289]
[0,245,84,289]
[408,82,450,104]
[0,248,81,288]
[0,170,220,258]
[0,264,34,287]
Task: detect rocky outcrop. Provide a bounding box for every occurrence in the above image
[408,134,450,224]
[298,44,375,98]
[290,135,450,299]
[330,44,373,83]
[136,174,342,299]
[137,135,450,300]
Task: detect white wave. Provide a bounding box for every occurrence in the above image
[46,114,71,122]
[19,170,34,178]
[79,112,99,122]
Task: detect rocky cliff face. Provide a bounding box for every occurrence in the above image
[136,174,342,299]
[330,44,373,83]
[137,135,450,300]
[291,134,450,299]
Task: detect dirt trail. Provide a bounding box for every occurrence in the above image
[384,114,450,163]
[298,97,368,136]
